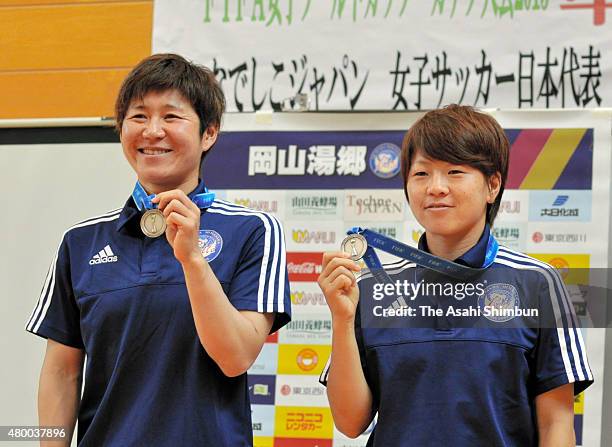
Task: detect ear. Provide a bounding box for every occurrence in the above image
[200,126,219,153]
[486,172,502,204]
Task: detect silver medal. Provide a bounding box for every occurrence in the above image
[140,209,167,238]
[341,234,368,261]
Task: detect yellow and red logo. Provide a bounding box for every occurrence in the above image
[278,345,331,375]
[529,253,590,284]
[274,406,333,439]
[296,348,318,372]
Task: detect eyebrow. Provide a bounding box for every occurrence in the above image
[130,103,184,110]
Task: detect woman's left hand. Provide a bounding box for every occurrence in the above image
[152,190,202,264]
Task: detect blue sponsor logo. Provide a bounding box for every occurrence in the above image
[529,190,591,222]
[369,143,401,179]
[552,195,569,206]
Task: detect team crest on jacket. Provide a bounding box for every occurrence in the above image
[198,230,223,262]
[478,283,520,323]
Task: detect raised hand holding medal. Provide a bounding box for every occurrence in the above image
[131,180,215,262]
[152,189,204,264]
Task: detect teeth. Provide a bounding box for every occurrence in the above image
[142,149,170,155]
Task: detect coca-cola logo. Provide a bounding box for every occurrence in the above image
[288,262,320,274]
[286,253,323,282]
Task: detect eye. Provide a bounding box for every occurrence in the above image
[448,169,464,175]
[413,171,428,177]
[165,114,181,120]
[128,113,146,120]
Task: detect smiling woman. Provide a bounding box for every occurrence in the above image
[120,89,218,194]
[26,53,291,447]
[317,104,592,447]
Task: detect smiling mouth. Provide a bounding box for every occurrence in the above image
[139,148,172,155]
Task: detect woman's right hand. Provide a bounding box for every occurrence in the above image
[318,252,361,322]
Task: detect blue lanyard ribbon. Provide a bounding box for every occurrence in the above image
[350,227,498,280]
[131,181,216,212]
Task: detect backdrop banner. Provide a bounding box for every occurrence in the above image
[153,0,610,112]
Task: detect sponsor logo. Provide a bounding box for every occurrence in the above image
[198,229,223,262]
[290,290,326,306]
[285,319,332,334]
[346,222,404,245]
[274,406,333,439]
[369,143,401,179]
[529,191,591,222]
[89,245,118,265]
[278,345,331,375]
[345,193,403,216]
[248,375,276,405]
[248,144,367,177]
[499,199,522,214]
[287,253,323,282]
[552,195,569,206]
[366,225,401,239]
[278,385,325,397]
[280,384,291,396]
[528,254,590,285]
[254,384,269,396]
[531,231,587,244]
[495,191,529,222]
[494,226,521,242]
[280,317,332,344]
[288,194,340,218]
[548,257,571,278]
[492,223,525,250]
[292,230,336,244]
[296,348,319,371]
[542,195,577,217]
[233,198,279,213]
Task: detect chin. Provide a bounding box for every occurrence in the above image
[423,223,464,238]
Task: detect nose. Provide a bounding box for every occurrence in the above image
[142,118,165,139]
[427,172,449,196]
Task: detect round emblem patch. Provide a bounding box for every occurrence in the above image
[198,229,223,262]
[478,283,520,323]
[369,143,401,179]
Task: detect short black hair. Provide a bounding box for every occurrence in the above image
[115,53,226,162]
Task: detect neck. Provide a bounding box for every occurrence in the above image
[425,223,487,261]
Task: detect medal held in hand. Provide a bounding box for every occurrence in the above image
[131,181,216,238]
[140,209,167,238]
[341,234,368,261]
